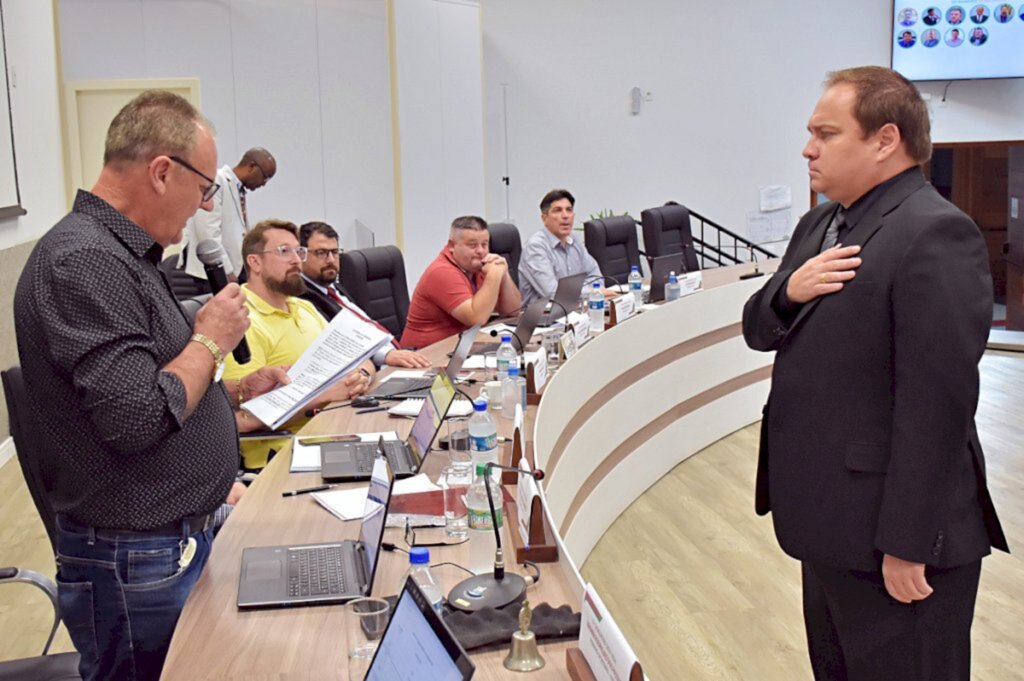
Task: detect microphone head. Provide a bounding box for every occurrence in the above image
[195,239,227,267]
[532,469,545,481]
[304,408,319,418]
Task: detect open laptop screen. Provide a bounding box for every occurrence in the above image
[358,456,393,592]
[365,577,475,680]
[408,373,456,458]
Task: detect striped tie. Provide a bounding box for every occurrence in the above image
[820,208,846,252]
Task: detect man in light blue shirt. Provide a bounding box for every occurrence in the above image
[519,188,604,306]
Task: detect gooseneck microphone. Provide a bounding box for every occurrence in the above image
[739,244,765,280]
[195,239,251,364]
[446,462,546,612]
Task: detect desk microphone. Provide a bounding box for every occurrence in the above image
[446,462,546,612]
[739,244,765,280]
[195,239,251,364]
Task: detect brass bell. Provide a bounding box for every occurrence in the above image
[503,600,545,672]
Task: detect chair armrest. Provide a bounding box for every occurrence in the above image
[0,567,61,655]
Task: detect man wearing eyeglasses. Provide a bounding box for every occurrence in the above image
[13,91,290,681]
[224,219,378,470]
[297,221,430,369]
[179,146,277,283]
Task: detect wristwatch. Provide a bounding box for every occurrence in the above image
[190,333,225,382]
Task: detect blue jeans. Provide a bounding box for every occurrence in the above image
[55,515,214,681]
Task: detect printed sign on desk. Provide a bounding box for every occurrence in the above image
[515,456,539,545]
[679,271,703,297]
[611,294,636,323]
[579,584,643,681]
[524,349,547,392]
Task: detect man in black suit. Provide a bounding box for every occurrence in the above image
[297,221,429,368]
[743,66,1007,681]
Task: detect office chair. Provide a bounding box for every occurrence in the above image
[583,215,642,286]
[338,246,411,338]
[159,255,211,300]
[0,568,81,680]
[487,222,522,287]
[640,203,700,273]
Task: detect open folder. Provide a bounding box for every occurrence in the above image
[240,308,391,429]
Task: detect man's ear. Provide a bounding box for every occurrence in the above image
[149,156,173,196]
[876,123,902,161]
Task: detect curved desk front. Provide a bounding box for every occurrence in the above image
[161,261,776,680]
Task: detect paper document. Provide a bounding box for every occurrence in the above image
[241,308,391,429]
[462,354,498,370]
[289,431,399,472]
[388,398,473,418]
[311,486,369,521]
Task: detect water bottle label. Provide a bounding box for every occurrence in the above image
[496,358,510,372]
[470,433,497,451]
[588,299,604,310]
[468,506,502,529]
[630,281,642,290]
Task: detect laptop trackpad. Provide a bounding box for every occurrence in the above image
[323,447,354,464]
[245,560,282,581]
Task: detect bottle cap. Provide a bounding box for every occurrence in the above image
[631,265,639,271]
[409,546,430,564]
[501,334,512,342]
[473,399,487,411]
[592,281,601,288]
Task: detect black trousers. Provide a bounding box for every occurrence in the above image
[801,559,982,681]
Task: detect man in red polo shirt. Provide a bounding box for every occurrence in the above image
[401,215,522,348]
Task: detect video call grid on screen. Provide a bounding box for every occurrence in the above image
[891,3,1024,81]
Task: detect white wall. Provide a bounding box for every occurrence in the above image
[0,0,66,250]
[58,0,396,250]
[481,0,1024,254]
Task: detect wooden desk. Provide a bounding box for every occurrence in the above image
[162,260,778,680]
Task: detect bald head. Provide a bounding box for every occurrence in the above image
[235,147,276,191]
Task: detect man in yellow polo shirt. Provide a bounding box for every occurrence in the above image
[225,219,376,470]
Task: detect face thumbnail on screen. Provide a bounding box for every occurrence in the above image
[890,3,1024,81]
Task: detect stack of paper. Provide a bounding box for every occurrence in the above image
[241,308,391,429]
[387,398,474,418]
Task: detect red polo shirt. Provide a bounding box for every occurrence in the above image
[401,248,484,349]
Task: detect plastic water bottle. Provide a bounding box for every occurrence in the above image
[588,281,605,332]
[628,265,643,305]
[501,365,526,418]
[469,399,499,481]
[496,334,516,381]
[466,462,502,575]
[402,547,443,612]
[665,271,681,301]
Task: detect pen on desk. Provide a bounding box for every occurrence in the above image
[282,484,335,497]
[355,406,387,415]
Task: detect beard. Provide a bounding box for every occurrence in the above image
[312,265,338,287]
[266,271,307,297]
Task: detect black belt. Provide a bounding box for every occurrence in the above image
[59,512,215,539]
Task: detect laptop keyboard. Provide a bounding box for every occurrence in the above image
[288,545,347,597]
[353,441,407,470]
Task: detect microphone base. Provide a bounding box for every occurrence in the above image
[447,572,526,612]
[739,270,765,280]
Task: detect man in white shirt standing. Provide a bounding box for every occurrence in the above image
[180,147,276,281]
[297,221,430,369]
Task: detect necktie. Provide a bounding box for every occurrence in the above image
[820,208,846,252]
[238,185,248,229]
[328,286,399,348]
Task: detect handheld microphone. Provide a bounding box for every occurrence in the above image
[195,239,251,364]
[739,244,765,280]
[446,462,545,612]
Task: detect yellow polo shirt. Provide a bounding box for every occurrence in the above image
[225,284,328,469]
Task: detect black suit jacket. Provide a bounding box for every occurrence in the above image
[299,280,343,322]
[743,169,1007,571]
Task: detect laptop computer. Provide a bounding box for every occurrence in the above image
[648,253,687,303]
[237,452,395,609]
[365,576,476,681]
[470,298,547,355]
[538,272,589,326]
[367,324,480,398]
[321,372,457,481]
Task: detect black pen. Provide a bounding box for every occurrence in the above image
[355,406,387,415]
[282,484,335,497]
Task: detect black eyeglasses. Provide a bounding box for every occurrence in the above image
[169,156,220,202]
[404,519,468,549]
[310,248,343,260]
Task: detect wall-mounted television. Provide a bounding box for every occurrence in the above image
[890,3,1024,81]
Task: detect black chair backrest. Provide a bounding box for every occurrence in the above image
[159,255,211,300]
[2,367,58,555]
[640,203,699,273]
[487,222,522,287]
[583,215,642,286]
[338,246,411,338]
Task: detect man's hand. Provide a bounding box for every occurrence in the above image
[882,553,933,604]
[786,245,862,304]
[226,481,246,506]
[481,254,508,279]
[194,284,250,352]
[240,366,291,398]
[385,349,432,368]
[341,370,371,398]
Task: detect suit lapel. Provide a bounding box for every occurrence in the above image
[782,207,838,333]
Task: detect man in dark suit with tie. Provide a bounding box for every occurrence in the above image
[743,66,1007,681]
[297,221,430,368]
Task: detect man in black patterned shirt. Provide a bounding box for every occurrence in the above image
[14,91,287,681]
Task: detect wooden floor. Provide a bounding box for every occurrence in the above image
[1,353,1021,678]
[582,352,1024,681]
